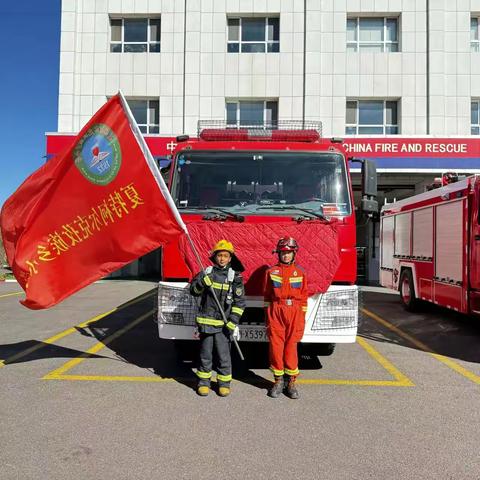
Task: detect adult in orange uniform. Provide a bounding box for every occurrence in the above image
[264,237,308,399]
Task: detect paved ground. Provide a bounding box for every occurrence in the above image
[1,281,480,479]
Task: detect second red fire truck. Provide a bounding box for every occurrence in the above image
[380,174,480,315]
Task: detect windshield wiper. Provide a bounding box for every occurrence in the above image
[256,205,328,221]
[178,205,244,222]
[205,206,245,222]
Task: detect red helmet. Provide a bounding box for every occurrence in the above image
[275,237,299,252]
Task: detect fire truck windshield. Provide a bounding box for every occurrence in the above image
[172,151,351,216]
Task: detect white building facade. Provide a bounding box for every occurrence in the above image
[54,0,480,283]
[58,0,480,137]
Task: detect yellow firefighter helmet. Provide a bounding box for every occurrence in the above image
[211,239,235,254]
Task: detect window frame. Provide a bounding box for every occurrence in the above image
[225,100,279,127]
[347,16,399,52]
[345,100,399,135]
[471,17,480,52]
[227,16,280,53]
[471,100,480,135]
[126,98,160,134]
[110,17,161,53]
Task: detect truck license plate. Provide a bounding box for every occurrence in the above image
[240,326,267,342]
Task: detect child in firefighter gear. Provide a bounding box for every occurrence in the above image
[190,240,245,397]
[264,237,308,399]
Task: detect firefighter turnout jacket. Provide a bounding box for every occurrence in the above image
[264,263,308,377]
[190,265,246,334]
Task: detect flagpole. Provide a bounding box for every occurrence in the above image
[118,91,244,361]
[118,90,187,233]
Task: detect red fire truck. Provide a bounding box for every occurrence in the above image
[155,122,378,355]
[380,174,480,315]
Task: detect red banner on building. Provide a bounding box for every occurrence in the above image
[343,138,480,157]
[1,94,186,309]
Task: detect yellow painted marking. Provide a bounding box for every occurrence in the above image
[0,291,23,299]
[298,379,409,386]
[47,374,176,382]
[0,290,155,368]
[297,337,413,386]
[429,354,480,384]
[0,309,115,368]
[45,323,413,387]
[43,309,155,379]
[362,308,431,351]
[362,307,480,385]
[46,375,407,386]
[356,336,413,385]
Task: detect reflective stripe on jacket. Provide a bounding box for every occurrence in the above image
[190,264,246,334]
[264,263,308,312]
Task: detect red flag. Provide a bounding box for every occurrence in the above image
[1,93,186,309]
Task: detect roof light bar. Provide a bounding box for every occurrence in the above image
[197,120,322,143]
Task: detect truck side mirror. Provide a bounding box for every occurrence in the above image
[350,158,378,214]
[360,159,378,213]
[155,156,172,186]
[155,156,172,171]
[362,159,377,197]
[361,159,378,213]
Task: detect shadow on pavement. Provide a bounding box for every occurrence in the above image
[82,290,324,391]
[0,290,157,367]
[359,290,480,364]
[82,289,196,391]
[0,341,106,365]
[1,287,326,387]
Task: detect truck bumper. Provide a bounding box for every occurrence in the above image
[157,282,359,344]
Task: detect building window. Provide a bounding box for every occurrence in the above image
[471,101,480,134]
[347,17,399,52]
[346,100,399,134]
[226,100,278,126]
[127,99,159,133]
[471,18,480,52]
[227,17,280,53]
[110,18,160,53]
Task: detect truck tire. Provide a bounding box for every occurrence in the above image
[399,269,420,312]
[299,343,336,357]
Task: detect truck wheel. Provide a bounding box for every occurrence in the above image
[299,343,336,357]
[399,269,419,312]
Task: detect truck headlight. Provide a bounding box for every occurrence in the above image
[161,312,186,325]
[158,284,197,326]
[312,289,358,330]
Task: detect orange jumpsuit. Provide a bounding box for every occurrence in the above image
[264,263,308,377]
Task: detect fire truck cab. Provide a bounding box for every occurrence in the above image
[157,121,378,354]
[380,174,480,315]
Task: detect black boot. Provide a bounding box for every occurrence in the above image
[285,375,299,399]
[268,376,284,398]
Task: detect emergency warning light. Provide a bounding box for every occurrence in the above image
[197,120,322,143]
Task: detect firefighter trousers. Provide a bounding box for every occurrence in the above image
[197,331,232,387]
[266,304,305,377]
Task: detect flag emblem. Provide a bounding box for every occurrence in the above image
[74,123,121,185]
